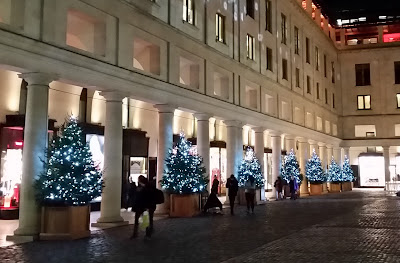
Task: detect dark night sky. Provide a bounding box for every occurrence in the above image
[315,0,400,21]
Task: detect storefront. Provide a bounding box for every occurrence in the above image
[359,153,384,187]
[0,115,56,219]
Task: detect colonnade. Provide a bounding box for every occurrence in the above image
[10,73,393,241]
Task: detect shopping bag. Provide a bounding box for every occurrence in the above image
[139,211,149,231]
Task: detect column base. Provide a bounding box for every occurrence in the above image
[92,215,128,229]
[7,227,39,243]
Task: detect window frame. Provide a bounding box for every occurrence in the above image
[246,0,255,19]
[315,46,319,71]
[295,68,300,88]
[395,61,400,84]
[306,37,310,64]
[357,95,371,110]
[306,75,311,94]
[325,88,328,104]
[246,34,255,60]
[355,64,371,86]
[282,58,288,80]
[396,93,400,108]
[294,26,300,55]
[331,61,335,83]
[316,82,320,99]
[215,13,225,43]
[281,13,287,45]
[183,0,195,25]
[266,47,273,72]
[324,54,327,77]
[266,0,272,33]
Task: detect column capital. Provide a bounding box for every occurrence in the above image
[223,120,242,128]
[326,144,333,149]
[253,127,265,133]
[154,104,176,113]
[193,113,213,121]
[318,142,327,147]
[100,91,127,102]
[382,146,390,151]
[297,137,308,143]
[284,134,296,140]
[19,72,58,86]
[308,139,317,145]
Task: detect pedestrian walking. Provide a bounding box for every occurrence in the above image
[289,176,297,200]
[203,176,223,213]
[226,174,239,215]
[274,176,283,200]
[131,175,156,239]
[244,176,256,214]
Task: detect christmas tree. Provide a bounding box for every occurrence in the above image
[327,157,342,183]
[282,150,301,184]
[34,116,103,206]
[342,156,354,182]
[280,158,286,180]
[237,147,264,188]
[305,150,326,184]
[161,133,207,194]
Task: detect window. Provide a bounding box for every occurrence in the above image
[324,55,327,77]
[246,34,255,60]
[316,82,320,99]
[295,68,300,87]
[246,0,254,19]
[306,76,311,94]
[315,46,319,70]
[357,95,371,110]
[332,93,335,108]
[294,26,300,55]
[133,38,161,75]
[306,38,310,64]
[325,88,328,104]
[355,64,371,86]
[282,59,288,80]
[281,14,287,45]
[266,0,272,32]
[331,62,335,83]
[183,0,194,24]
[266,47,273,71]
[397,93,400,108]
[215,13,225,43]
[395,62,400,84]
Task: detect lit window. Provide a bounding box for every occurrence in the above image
[266,0,272,32]
[247,34,255,60]
[183,0,194,24]
[281,14,287,45]
[397,94,400,108]
[355,64,371,86]
[294,26,300,55]
[266,47,273,71]
[215,13,225,43]
[358,95,371,110]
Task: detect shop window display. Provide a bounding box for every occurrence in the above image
[210,147,227,195]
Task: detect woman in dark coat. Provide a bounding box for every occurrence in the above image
[203,176,223,213]
[131,175,157,239]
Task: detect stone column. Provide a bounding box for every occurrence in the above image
[194,113,212,190]
[333,147,341,164]
[236,123,243,173]
[326,145,334,164]
[271,133,282,199]
[254,127,265,200]
[309,140,318,156]
[298,138,309,195]
[95,91,127,226]
[342,146,350,165]
[11,73,57,240]
[154,104,175,212]
[319,143,328,193]
[383,146,391,189]
[285,135,296,153]
[224,121,241,179]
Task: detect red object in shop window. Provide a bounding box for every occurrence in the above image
[13,183,20,206]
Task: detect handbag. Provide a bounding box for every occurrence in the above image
[139,211,149,230]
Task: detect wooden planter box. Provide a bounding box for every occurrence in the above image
[238,189,261,205]
[40,205,90,240]
[170,193,200,217]
[310,183,323,196]
[342,181,353,191]
[329,183,341,193]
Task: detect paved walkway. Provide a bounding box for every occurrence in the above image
[1,189,400,263]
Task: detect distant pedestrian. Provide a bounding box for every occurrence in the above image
[274,177,283,200]
[244,176,256,214]
[131,175,156,239]
[289,176,297,200]
[226,174,239,215]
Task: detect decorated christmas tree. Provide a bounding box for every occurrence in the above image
[34,116,103,206]
[327,157,342,183]
[282,150,301,184]
[237,147,264,188]
[161,133,207,194]
[342,156,354,182]
[305,150,326,184]
[280,158,286,180]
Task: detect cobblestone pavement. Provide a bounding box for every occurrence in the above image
[1,190,400,263]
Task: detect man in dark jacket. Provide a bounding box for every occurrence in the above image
[226,174,239,215]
